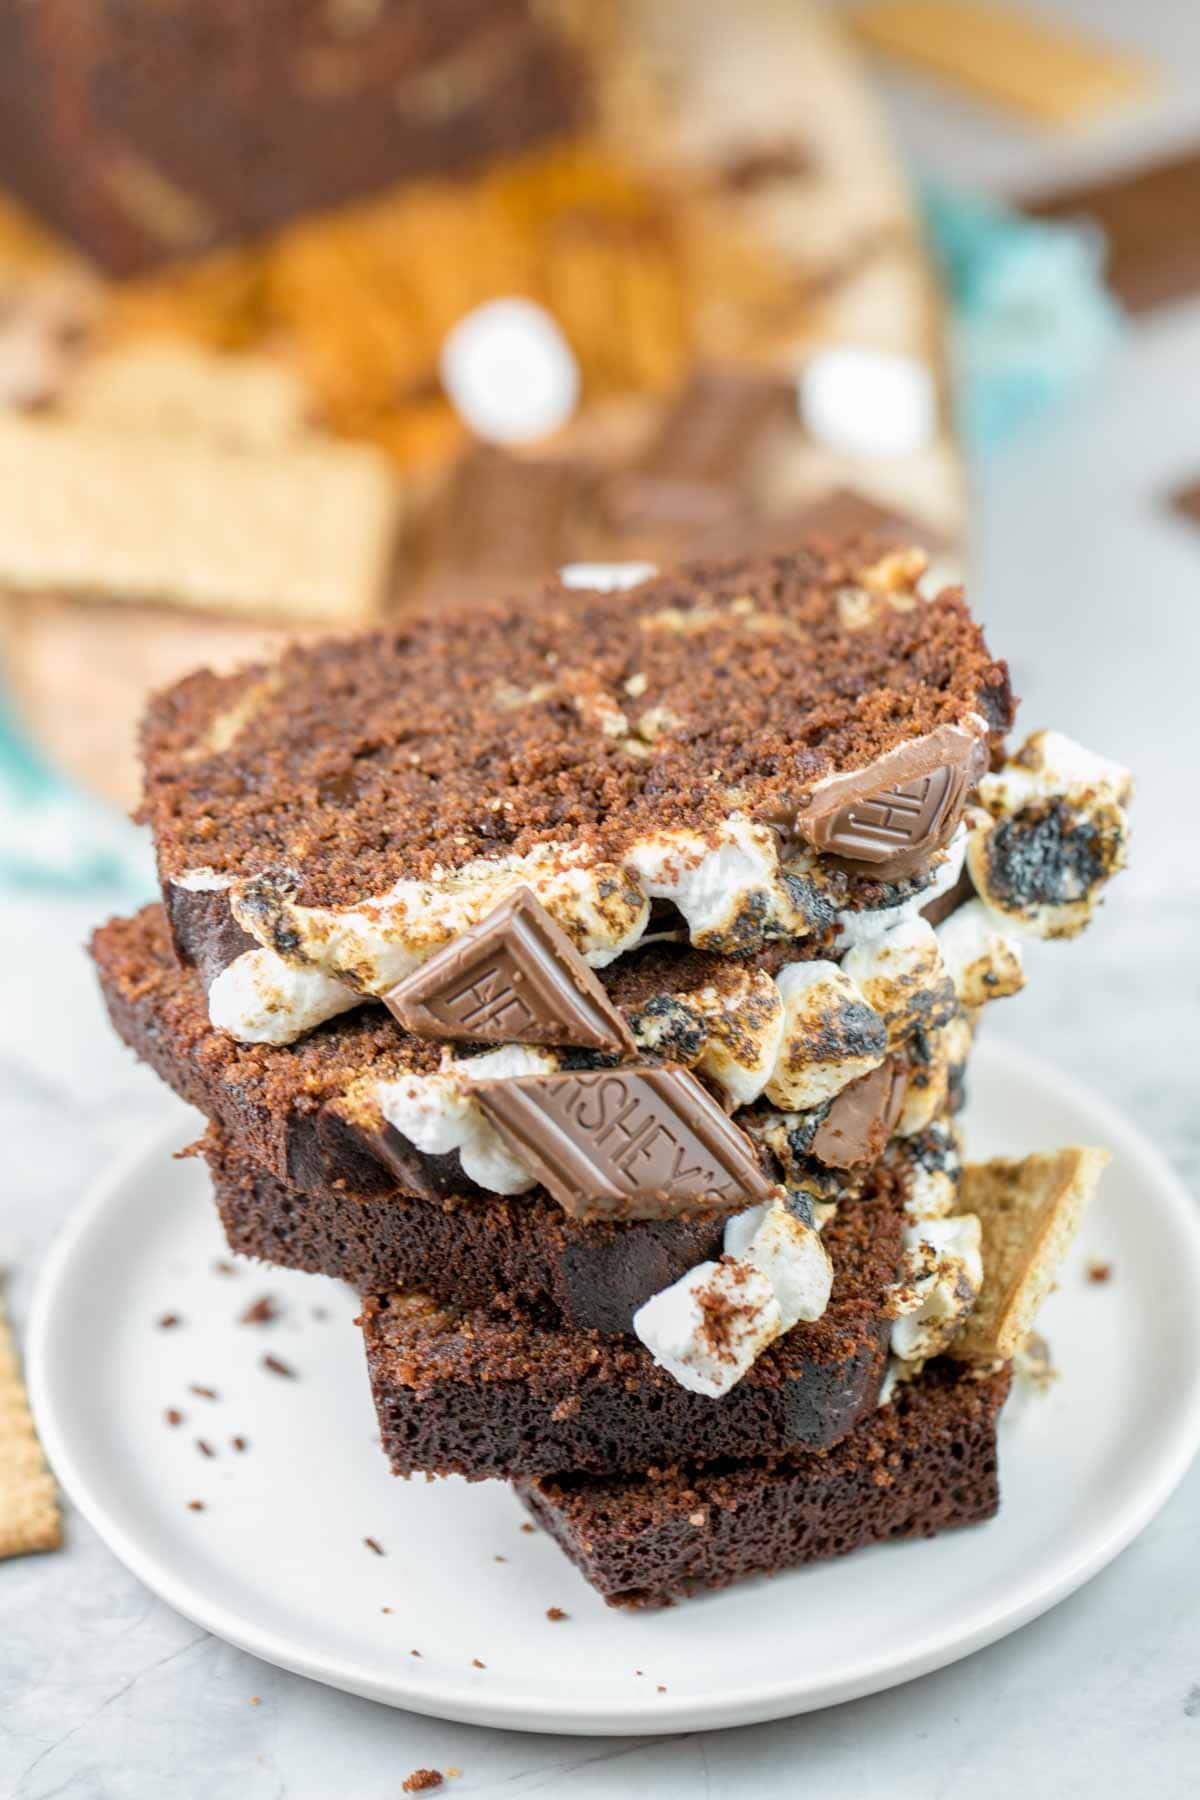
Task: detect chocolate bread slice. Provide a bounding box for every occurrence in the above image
[202,1124,737,1334]
[518,1361,1010,1606]
[141,549,1013,1050]
[362,1171,904,1479]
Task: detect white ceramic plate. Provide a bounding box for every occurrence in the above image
[28,1040,1200,1736]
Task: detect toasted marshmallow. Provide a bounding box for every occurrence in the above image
[208,945,361,1045]
[890,1214,983,1361]
[372,1046,557,1195]
[891,1120,962,1220]
[633,1259,781,1398]
[727,1193,834,1330]
[968,732,1132,940]
[626,815,814,952]
[688,968,786,1108]
[841,917,954,1046]
[765,961,887,1110]
[834,825,967,952]
[936,899,1025,1008]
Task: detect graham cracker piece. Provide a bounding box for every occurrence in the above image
[850,1,1156,129]
[0,1292,61,1559]
[950,1147,1110,1362]
[0,416,402,625]
[65,342,311,451]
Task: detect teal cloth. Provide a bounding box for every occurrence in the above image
[0,185,1121,893]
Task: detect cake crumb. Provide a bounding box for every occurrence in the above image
[165,1408,184,1427]
[410,1648,422,1658]
[261,1354,296,1378]
[189,1384,219,1400]
[364,1536,385,1556]
[187,1500,205,1512]
[381,1606,392,1614]
[1086,1260,1113,1284]
[232,1435,248,1452]
[240,1295,280,1325]
[471,1658,486,1669]
[196,1438,215,1458]
[493,1555,507,1563]
[402,1773,443,1795]
[157,1312,181,1329]
[546,1607,567,1622]
[657,1684,667,1693]
[520,1522,536,1534]
[213,1259,238,1276]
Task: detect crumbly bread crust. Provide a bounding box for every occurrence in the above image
[139,552,1012,904]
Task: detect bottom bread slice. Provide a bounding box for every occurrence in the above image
[516,1360,1010,1606]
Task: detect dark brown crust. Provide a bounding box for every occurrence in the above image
[90,904,807,1208]
[139,553,1013,910]
[361,1173,904,1479]
[202,1124,739,1334]
[517,1362,1010,1606]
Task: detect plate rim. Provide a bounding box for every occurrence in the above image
[27,1040,1200,1736]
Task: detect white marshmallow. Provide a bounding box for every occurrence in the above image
[689,969,786,1108]
[208,946,361,1045]
[936,898,1025,1008]
[633,1259,781,1398]
[834,824,967,951]
[841,916,950,1046]
[891,1214,983,1362]
[439,298,579,444]
[373,1046,556,1196]
[734,1195,833,1331]
[979,731,1132,816]
[625,815,810,950]
[800,347,936,458]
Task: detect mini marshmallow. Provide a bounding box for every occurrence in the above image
[936,899,1025,1008]
[373,1046,557,1196]
[765,960,887,1110]
[891,1120,962,1221]
[834,826,967,952]
[732,1193,834,1331]
[439,298,580,444]
[841,916,954,1046]
[890,1214,983,1362]
[633,1259,781,1398]
[968,731,1132,941]
[688,969,786,1108]
[626,816,816,951]
[208,945,361,1045]
[800,347,937,458]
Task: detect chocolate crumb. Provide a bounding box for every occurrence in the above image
[381,1606,392,1614]
[364,1536,385,1556]
[634,1669,644,1677]
[232,1435,248,1452]
[157,1312,181,1329]
[410,1648,422,1658]
[261,1354,295,1378]
[189,1384,219,1400]
[187,1500,205,1512]
[196,1438,215,1458]
[402,1774,443,1795]
[471,1658,486,1669]
[240,1295,280,1326]
[213,1260,237,1276]
[1086,1260,1113,1284]
[546,1606,567,1622]
[520,1523,536,1534]
[657,1684,667,1693]
[165,1408,184,1427]
[493,1555,507,1563]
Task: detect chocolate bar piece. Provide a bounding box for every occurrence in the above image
[474,1065,776,1221]
[795,724,986,879]
[810,1055,906,1169]
[518,1360,1010,1605]
[384,887,635,1054]
[0,0,587,275]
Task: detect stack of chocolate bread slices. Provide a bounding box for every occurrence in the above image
[92,545,1130,1605]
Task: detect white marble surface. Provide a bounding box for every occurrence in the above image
[6,14,1200,1797]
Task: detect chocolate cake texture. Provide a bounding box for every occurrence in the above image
[517,1361,1010,1606]
[361,1169,904,1479]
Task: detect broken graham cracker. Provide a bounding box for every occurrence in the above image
[0,416,402,625]
[950,1147,1110,1363]
[850,1,1156,130]
[64,342,312,451]
[0,1292,62,1559]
